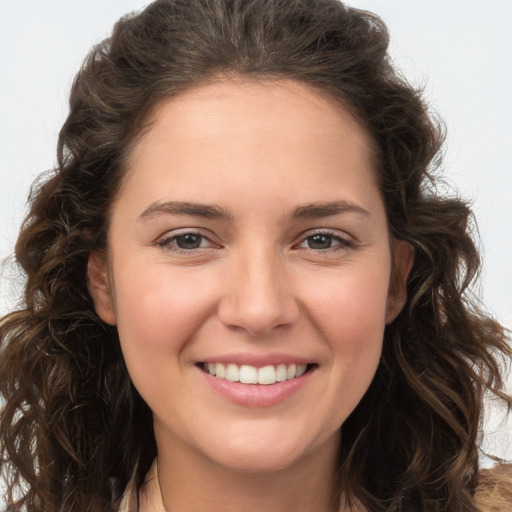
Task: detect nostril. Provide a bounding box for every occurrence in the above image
[216,278,300,336]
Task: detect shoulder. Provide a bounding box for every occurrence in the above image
[474,464,512,512]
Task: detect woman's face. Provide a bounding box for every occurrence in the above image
[89,79,412,473]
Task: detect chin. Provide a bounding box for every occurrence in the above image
[199,422,334,474]
[210,444,305,474]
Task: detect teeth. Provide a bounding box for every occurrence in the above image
[239,365,258,384]
[275,364,287,382]
[202,362,310,385]
[215,363,225,379]
[225,363,239,382]
[258,365,276,385]
[296,364,307,377]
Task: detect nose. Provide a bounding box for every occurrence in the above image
[217,249,300,337]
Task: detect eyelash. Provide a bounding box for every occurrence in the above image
[156,229,355,253]
[295,230,355,252]
[156,230,217,253]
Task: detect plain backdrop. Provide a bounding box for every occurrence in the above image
[0,0,510,464]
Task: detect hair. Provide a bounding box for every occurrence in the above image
[0,0,510,511]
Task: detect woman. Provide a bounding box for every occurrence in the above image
[0,0,510,511]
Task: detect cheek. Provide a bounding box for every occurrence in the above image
[302,262,390,345]
[111,264,221,414]
[112,263,218,357]
[300,263,390,404]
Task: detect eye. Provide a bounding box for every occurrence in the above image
[296,231,354,251]
[156,230,217,252]
[173,233,206,250]
[305,234,336,250]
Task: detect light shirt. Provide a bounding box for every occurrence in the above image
[116,459,512,512]
[118,460,164,512]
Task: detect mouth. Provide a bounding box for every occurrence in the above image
[198,362,316,385]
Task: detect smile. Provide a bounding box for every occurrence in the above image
[201,362,311,385]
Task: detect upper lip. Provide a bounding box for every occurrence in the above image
[196,353,314,368]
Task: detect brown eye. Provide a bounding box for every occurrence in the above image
[175,233,203,249]
[296,231,354,252]
[157,231,214,251]
[307,234,333,250]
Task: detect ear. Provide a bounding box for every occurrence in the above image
[87,251,117,325]
[385,240,414,324]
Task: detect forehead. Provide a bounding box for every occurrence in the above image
[127,78,375,174]
[118,78,381,217]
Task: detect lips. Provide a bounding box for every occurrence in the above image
[201,362,309,385]
[198,361,316,408]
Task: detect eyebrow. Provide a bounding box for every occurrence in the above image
[291,200,371,219]
[138,199,370,222]
[139,201,233,221]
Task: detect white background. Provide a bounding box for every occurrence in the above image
[0,0,510,463]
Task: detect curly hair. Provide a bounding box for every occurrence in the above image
[0,0,510,511]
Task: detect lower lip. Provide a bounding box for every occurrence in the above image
[198,366,316,408]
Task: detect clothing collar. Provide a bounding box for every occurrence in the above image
[118,460,165,512]
[117,459,363,512]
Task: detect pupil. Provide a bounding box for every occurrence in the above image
[176,234,201,249]
[308,234,331,249]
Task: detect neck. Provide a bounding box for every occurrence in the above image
[154,430,341,512]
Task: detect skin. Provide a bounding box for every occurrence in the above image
[89,79,413,512]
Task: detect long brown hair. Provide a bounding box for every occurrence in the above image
[1,1,510,510]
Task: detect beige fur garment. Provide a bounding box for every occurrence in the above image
[474,464,512,512]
